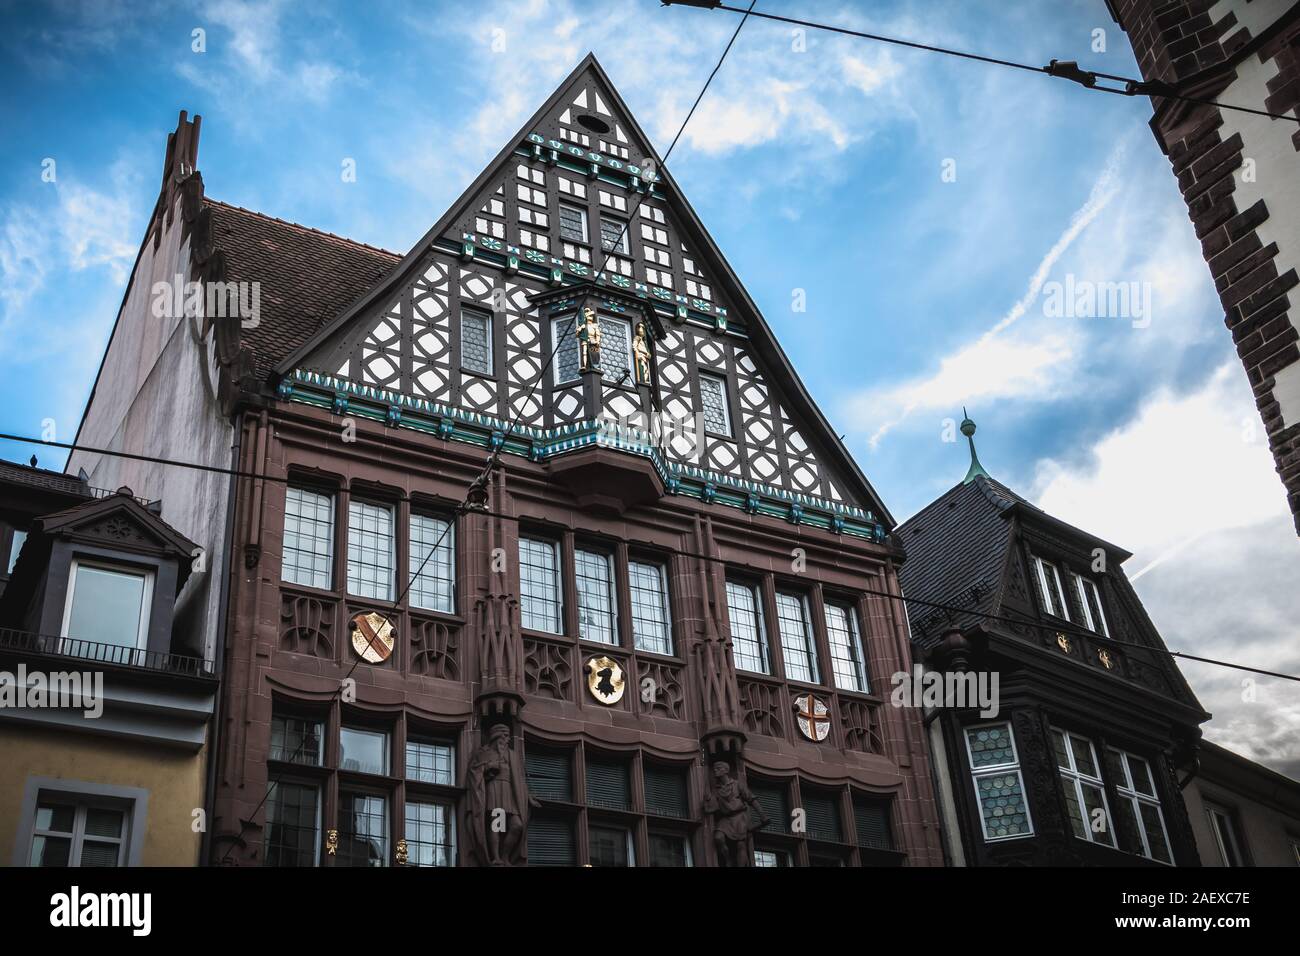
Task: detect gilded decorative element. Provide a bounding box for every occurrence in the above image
[349,610,396,664]
[585,655,625,705]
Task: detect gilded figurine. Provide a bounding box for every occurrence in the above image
[703,760,770,866]
[465,723,538,866]
[632,321,652,385]
[577,306,602,372]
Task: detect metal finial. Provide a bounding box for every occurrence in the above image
[960,409,989,484]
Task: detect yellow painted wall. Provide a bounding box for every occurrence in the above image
[0,723,206,866]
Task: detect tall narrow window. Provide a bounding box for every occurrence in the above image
[575,548,617,644]
[552,316,582,384]
[1072,572,1109,636]
[347,501,395,600]
[825,602,869,692]
[629,560,672,655]
[7,529,26,573]
[725,580,769,674]
[283,486,334,589]
[597,315,633,384]
[963,722,1033,841]
[60,561,152,664]
[263,782,319,867]
[409,513,455,613]
[405,800,455,867]
[460,307,493,375]
[519,537,562,634]
[559,203,587,243]
[599,215,629,254]
[774,591,818,684]
[336,791,388,867]
[1051,728,1115,847]
[1106,749,1171,863]
[1206,803,1248,866]
[699,374,731,435]
[1032,556,1069,620]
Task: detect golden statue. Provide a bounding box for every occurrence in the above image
[577,306,602,372]
[633,322,652,385]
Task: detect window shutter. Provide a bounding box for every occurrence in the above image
[644,765,688,818]
[804,790,842,842]
[527,816,575,866]
[854,799,893,850]
[585,759,631,810]
[750,782,788,833]
[526,748,573,801]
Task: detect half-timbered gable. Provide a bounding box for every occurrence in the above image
[280,55,880,532]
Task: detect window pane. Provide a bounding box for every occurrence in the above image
[597,316,632,384]
[1128,754,1155,796]
[525,747,573,802]
[965,723,1015,768]
[264,782,318,867]
[629,561,671,655]
[825,603,868,692]
[725,581,768,674]
[559,204,586,242]
[974,771,1032,840]
[340,727,389,776]
[699,375,730,435]
[588,826,631,866]
[34,804,75,834]
[1081,782,1114,846]
[1070,735,1098,778]
[337,792,387,867]
[519,538,561,633]
[774,592,818,683]
[84,808,124,840]
[460,308,493,375]
[270,714,323,765]
[29,835,72,867]
[79,842,121,867]
[599,216,628,254]
[65,565,146,654]
[575,549,616,644]
[1051,729,1070,769]
[753,848,786,867]
[406,739,455,785]
[7,529,26,573]
[409,513,455,612]
[648,833,689,867]
[347,501,395,600]
[553,317,581,384]
[405,800,454,867]
[283,487,334,589]
[1061,780,1087,839]
[1140,803,1171,863]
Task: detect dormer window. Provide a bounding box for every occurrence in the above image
[1031,555,1069,620]
[1071,572,1109,636]
[60,560,153,664]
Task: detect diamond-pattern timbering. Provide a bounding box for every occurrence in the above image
[501,282,545,427]
[411,259,452,401]
[358,301,403,389]
[554,386,584,424]
[602,387,641,423]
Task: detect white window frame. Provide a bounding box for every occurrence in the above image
[59,559,154,660]
[559,202,588,244]
[1108,748,1171,864]
[599,214,630,255]
[1206,802,1247,866]
[1052,728,1116,848]
[825,601,869,692]
[699,373,732,436]
[725,579,770,675]
[459,307,494,376]
[774,591,819,684]
[1071,572,1109,636]
[1032,556,1070,620]
[963,721,1034,842]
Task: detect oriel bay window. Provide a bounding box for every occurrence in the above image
[1051,728,1116,848]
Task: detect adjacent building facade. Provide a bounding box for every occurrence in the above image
[1109,0,1300,532]
[897,420,1210,865]
[1184,740,1300,865]
[0,460,216,866]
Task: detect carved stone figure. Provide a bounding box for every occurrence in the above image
[577,306,602,372]
[703,760,769,866]
[465,723,536,866]
[632,322,652,384]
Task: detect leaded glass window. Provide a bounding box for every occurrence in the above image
[774,591,818,684]
[1107,748,1171,863]
[1072,572,1109,636]
[519,537,562,634]
[699,374,731,435]
[406,738,455,785]
[629,560,671,655]
[575,548,617,644]
[270,714,323,765]
[336,791,388,867]
[826,602,869,692]
[553,316,581,384]
[963,722,1033,841]
[559,203,587,243]
[725,580,769,674]
[282,486,333,589]
[598,316,633,384]
[409,513,454,613]
[460,308,493,375]
[347,501,394,601]
[405,800,455,867]
[1051,728,1115,848]
[263,782,319,867]
[600,215,629,254]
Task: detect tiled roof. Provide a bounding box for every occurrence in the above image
[0,459,91,499]
[205,200,401,382]
[895,476,1020,646]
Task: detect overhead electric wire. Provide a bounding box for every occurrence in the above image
[2,431,1294,684]
[667,2,1300,124]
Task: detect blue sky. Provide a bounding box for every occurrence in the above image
[2,0,1298,775]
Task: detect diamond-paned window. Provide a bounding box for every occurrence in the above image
[963,722,1033,841]
[699,374,731,435]
[460,308,492,375]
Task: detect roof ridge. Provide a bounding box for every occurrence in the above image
[204,198,402,259]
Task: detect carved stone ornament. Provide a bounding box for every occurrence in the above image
[794,693,831,742]
[465,724,537,867]
[703,760,768,867]
[577,306,602,372]
[350,610,396,664]
[632,321,652,384]
[585,655,625,705]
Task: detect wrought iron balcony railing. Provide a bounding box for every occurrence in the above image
[0,627,213,678]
